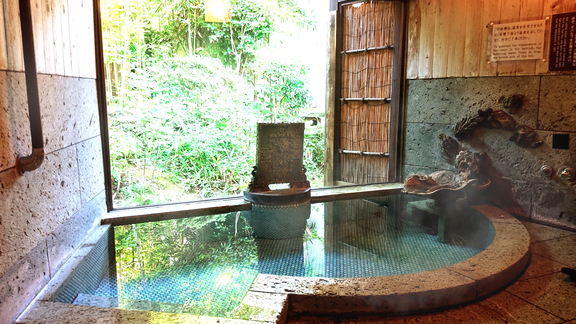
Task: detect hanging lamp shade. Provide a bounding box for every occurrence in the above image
[205,0,230,23]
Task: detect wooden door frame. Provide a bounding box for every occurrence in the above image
[331,0,407,184]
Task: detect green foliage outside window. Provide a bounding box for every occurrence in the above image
[103,0,325,207]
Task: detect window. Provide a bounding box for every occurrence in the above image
[95,0,406,213]
[98,0,328,208]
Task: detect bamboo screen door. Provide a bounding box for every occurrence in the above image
[335,0,404,185]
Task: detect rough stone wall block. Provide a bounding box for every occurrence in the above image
[77,136,105,205]
[0,70,106,322]
[405,76,576,229]
[47,191,106,277]
[539,75,576,132]
[38,75,99,154]
[0,241,50,324]
[0,71,32,172]
[0,146,81,276]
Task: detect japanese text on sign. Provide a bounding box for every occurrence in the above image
[491,20,545,62]
[549,12,576,71]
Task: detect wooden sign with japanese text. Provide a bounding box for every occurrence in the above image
[549,12,576,71]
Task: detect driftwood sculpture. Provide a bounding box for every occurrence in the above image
[510,125,543,148]
[484,109,517,131]
[438,134,462,165]
[453,107,542,149]
[403,150,490,197]
[404,147,528,218]
[499,94,525,114]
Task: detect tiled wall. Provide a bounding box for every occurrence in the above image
[0,71,105,323]
[404,75,576,229]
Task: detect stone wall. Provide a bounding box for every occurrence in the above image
[404,75,576,229]
[0,71,105,323]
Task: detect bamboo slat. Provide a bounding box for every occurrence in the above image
[497,0,521,76]
[432,0,451,78]
[463,0,484,77]
[0,0,7,70]
[479,0,502,76]
[341,53,393,99]
[340,154,389,184]
[367,51,392,98]
[342,2,394,51]
[514,0,543,75]
[339,2,396,184]
[406,0,421,79]
[418,0,436,78]
[446,0,466,77]
[339,102,391,181]
[4,0,24,71]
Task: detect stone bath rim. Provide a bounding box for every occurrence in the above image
[19,203,531,323]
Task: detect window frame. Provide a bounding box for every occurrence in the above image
[93,0,407,220]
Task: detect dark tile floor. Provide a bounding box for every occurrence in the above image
[287,221,576,324]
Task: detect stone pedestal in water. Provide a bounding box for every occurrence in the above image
[244,123,311,239]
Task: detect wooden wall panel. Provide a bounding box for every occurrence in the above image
[418,0,436,78]
[60,0,72,76]
[497,0,521,76]
[30,0,45,73]
[446,0,466,77]
[563,1,576,12]
[479,0,501,77]
[515,0,543,75]
[406,0,420,79]
[407,0,576,79]
[462,0,483,76]
[432,0,451,78]
[0,0,95,78]
[81,0,96,78]
[51,0,64,75]
[4,0,24,71]
[535,0,563,74]
[68,0,79,77]
[43,0,56,74]
[0,0,7,70]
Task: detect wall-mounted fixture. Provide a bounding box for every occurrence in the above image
[559,167,576,183]
[540,165,576,193]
